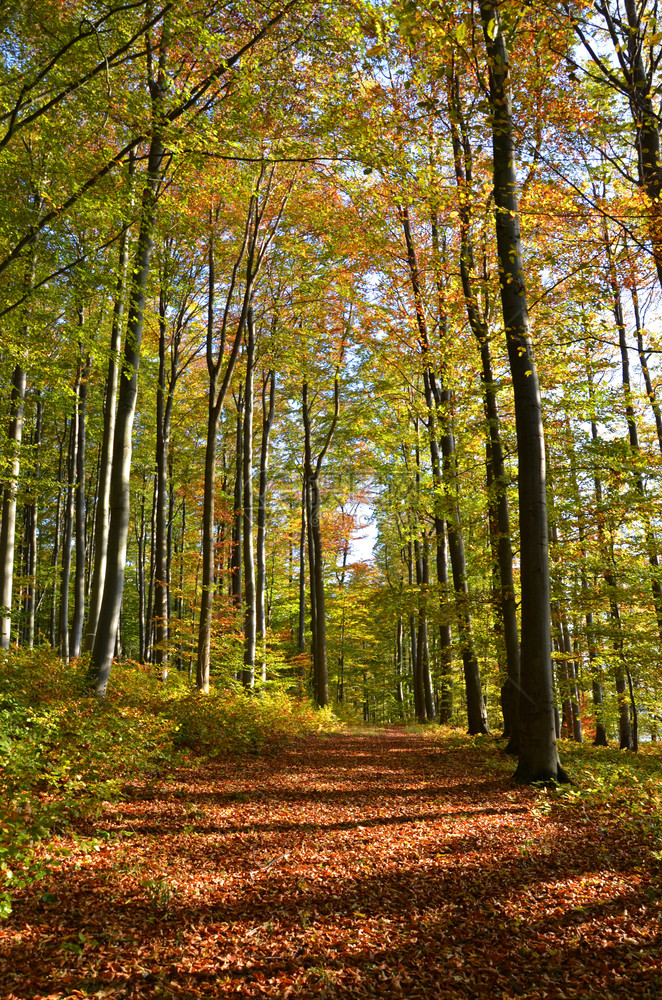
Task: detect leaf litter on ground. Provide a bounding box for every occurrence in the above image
[1,728,661,999]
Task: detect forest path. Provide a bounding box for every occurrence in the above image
[1,729,660,999]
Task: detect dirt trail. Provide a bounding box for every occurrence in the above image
[1,730,659,999]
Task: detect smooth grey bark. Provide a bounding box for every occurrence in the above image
[256,369,275,682]
[83,162,133,653]
[242,309,256,688]
[49,428,65,648]
[0,364,27,649]
[480,0,567,782]
[58,378,80,661]
[70,344,90,658]
[136,482,147,663]
[22,391,41,649]
[90,67,167,695]
[446,75,521,745]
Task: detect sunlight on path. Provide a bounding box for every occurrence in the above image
[1,730,659,999]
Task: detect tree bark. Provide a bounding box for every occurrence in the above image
[242,310,256,688]
[90,81,167,695]
[22,392,42,649]
[59,378,80,661]
[70,342,90,658]
[83,161,133,653]
[480,0,567,782]
[256,369,275,681]
[0,365,27,649]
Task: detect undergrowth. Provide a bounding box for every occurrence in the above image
[0,649,340,918]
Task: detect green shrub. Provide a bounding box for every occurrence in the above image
[172,688,341,755]
[0,649,342,917]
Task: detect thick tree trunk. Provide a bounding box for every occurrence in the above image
[480,0,567,782]
[447,69,520,746]
[83,182,132,653]
[90,120,166,695]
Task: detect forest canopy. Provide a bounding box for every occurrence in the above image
[2,0,662,786]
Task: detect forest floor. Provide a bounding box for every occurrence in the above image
[1,728,661,1000]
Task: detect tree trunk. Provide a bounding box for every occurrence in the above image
[231,387,244,618]
[447,68,520,747]
[242,310,256,688]
[83,168,133,654]
[480,0,567,782]
[22,391,41,650]
[70,344,90,658]
[256,369,275,681]
[0,365,27,649]
[298,477,306,654]
[90,113,166,695]
[153,286,179,681]
[59,374,80,662]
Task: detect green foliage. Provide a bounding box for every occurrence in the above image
[544,740,662,852]
[0,650,340,918]
[172,689,341,755]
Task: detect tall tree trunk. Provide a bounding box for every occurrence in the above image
[83,164,133,653]
[400,206,488,734]
[305,474,318,693]
[23,392,42,650]
[49,430,65,648]
[59,373,80,662]
[231,387,244,611]
[70,343,90,658]
[0,365,27,649]
[153,287,179,681]
[256,369,275,682]
[196,177,267,692]
[447,69,520,746]
[297,477,306,654]
[302,377,339,709]
[480,0,567,782]
[242,310,256,688]
[90,87,167,695]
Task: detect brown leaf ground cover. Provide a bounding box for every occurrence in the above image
[1,729,661,999]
